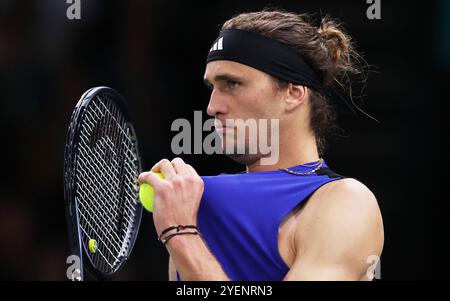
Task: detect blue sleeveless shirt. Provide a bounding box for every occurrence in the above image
[177,161,345,281]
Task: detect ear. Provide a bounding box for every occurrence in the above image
[284,84,308,112]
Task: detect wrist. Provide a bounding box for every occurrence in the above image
[160,231,199,245]
[165,231,201,250]
[157,223,197,236]
[157,224,200,250]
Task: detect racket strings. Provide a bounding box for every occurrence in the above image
[79,116,129,232]
[78,136,136,223]
[75,93,140,274]
[78,108,125,271]
[75,159,130,248]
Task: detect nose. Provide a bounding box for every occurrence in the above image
[206,88,228,117]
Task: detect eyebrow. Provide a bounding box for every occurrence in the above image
[203,73,243,86]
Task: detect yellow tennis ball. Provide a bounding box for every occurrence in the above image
[139,172,164,212]
[88,239,98,253]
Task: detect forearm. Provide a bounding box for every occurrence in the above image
[166,234,230,281]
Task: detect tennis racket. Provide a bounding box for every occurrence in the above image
[64,86,143,281]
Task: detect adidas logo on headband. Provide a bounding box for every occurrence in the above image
[209,37,223,52]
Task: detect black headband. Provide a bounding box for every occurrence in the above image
[206,29,323,90]
[206,29,379,122]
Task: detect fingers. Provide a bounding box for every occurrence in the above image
[151,159,176,179]
[185,163,199,178]
[160,160,177,179]
[171,157,190,176]
[145,157,196,180]
[137,170,164,188]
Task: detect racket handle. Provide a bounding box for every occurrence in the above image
[139,172,164,212]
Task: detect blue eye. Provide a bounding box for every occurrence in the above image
[228,80,240,89]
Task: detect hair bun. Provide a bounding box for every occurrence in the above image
[317,17,353,72]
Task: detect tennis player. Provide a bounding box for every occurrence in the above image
[138,10,384,281]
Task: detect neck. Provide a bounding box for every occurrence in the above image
[246,131,320,173]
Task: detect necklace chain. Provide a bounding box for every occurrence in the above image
[280,158,324,176]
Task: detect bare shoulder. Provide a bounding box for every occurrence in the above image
[286,178,384,280]
[295,178,384,257]
[307,178,381,218]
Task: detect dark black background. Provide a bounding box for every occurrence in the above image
[0,0,448,280]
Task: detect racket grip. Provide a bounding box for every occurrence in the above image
[139,172,164,212]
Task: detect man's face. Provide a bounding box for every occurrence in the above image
[203,60,284,165]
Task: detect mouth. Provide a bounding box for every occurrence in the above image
[214,119,239,135]
[215,120,227,131]
[217,127,239,139]
[215,127,228,136]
